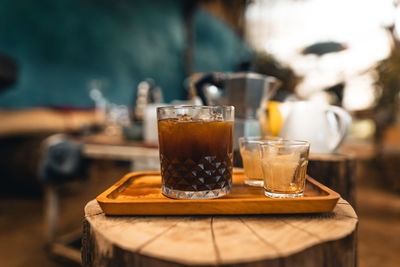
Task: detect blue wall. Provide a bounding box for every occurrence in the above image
[0,0,250,108]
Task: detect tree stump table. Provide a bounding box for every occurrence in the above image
[308,154,356,208]
[82,199,358,267]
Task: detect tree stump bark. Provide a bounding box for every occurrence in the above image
[308,154,356,208]
[82,199,358,267]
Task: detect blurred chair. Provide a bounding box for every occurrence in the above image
[39,134,88,264]
[38,133,160,264]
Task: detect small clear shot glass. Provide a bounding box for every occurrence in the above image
[259,140,310,198]
[238,136,282,187]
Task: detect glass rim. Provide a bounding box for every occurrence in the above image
[157,105,234,111]
[259,139,310,148]
[238,136,283,144]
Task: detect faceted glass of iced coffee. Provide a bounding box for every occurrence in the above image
[238,136,283,187]
[260,140,310,198]
[157,105,234,199]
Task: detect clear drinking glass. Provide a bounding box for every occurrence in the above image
[238,136,283,187]
[260,140,310,198]
[157,105,234,199]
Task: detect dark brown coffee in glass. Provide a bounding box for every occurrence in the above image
[157,106,234,199]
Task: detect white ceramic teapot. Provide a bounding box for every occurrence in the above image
[278,101,351,154]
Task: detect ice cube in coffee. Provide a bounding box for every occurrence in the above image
[157,106,234,199]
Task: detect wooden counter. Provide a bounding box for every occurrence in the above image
[0,108,100,137]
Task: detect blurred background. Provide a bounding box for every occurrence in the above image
[0,0,399,266]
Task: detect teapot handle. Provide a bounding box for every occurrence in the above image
[324,105,352,152]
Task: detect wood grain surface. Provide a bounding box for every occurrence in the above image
[82,198,358,266]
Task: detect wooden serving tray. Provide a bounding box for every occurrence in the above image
[96,170,340,215]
